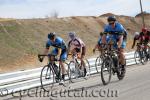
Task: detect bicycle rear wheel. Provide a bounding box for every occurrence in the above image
[117,63,126,80]
[40,65,55,91]
[139,50,147,65]
[61,62,70,86]
[134,50,140,64]
[101,57,112,85]
[84,59,91,77]
[95,56,102,73]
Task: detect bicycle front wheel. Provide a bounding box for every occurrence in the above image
[68,61,78,82]
[101,57,112,85]
[40,65,55,91]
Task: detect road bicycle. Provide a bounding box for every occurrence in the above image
[38,54,69,91]
[68,53,91,82]
[134,43,150,65]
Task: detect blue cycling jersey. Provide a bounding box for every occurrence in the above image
[46,37,67,50]
[104,22,127,49]
[104,22,127,35]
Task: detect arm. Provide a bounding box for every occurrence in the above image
[102,34,106,44]
[67,41,71,54]
[57,48,62,58]
[103,26,108,44]
[132,38,136,49]
[39,42,50,62]
[93,44,100,53]
[118,35,123,48]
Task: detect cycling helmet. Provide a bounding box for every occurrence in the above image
[107,16,116,22]
[142,27,148,32]
[134,32,139,39]
[134,32,139,36]
[68,32,76,39]
[48,32,56,39]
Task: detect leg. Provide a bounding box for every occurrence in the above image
[119,48,126,65]
[59,49,67,80]
[119,40,126,65]
[81,47,86,68]
[81,47,87,76]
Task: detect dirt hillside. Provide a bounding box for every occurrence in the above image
[0,13,150,73]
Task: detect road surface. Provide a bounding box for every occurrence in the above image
[1,62,150,100]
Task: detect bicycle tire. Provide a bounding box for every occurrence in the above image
[117,62,126,80]
[134,50,140,64]
[95,56,102,73]
[68,61,78,82]
[101,57,112,85]
[84,59,91,77]
[40,65,55,91]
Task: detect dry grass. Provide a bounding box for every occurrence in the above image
[0,15,150,73]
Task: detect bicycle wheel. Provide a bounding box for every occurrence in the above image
[68,61,79,82]
[117,63,126,80]
[40,65,55,91]
[139,50,147,65]
[62,62,70,86]
[134,50,140,64]
[147,48,150,61]
[95,56,102,73]
[84,59,91,77]
[101,57,112,85]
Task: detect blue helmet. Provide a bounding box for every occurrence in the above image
[48,32,56,39]
[107,16,116,22]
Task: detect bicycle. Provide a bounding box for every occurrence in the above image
[38,54,69,91]
[68,53,91,82]
[100,38,126,85]
[134,43,149,65]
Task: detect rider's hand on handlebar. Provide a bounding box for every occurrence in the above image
[39,57,44,62]
[38,55,44,62]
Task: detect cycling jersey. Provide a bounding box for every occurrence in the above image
[46,37,67,61]
[139,31,150,43]
[104,22,127,49]
[68,37,85,50]
[46,37,67,50]
[68,37,86,55]
[104,22,127,35]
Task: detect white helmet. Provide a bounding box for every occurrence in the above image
[134,32,139,37]
[68,32,76,39]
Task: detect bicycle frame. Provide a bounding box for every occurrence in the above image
[71,53,81,69]
[38,54,60,78]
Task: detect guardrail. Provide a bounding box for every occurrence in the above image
[0,51,137,95]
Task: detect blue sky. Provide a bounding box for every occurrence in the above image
[0,0,149,18]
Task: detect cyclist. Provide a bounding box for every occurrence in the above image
[93,32,110,53]
[39,32,67,83]
[132,28,150,49]
[102,16,128,71]
[67,32,87,77]
[132,28,150,59]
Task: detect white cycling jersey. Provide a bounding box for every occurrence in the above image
[68,37,85,51]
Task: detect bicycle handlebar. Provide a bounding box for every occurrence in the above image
[38,54,59,62]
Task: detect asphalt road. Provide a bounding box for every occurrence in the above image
[2,62,150,100]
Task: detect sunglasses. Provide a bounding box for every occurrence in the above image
[109,21,115,25]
